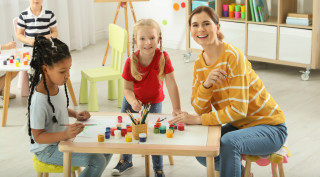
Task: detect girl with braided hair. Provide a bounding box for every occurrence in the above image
[111,19,181,177]
[28,36,112,177]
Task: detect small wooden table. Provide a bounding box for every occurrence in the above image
[94,0,150,66]
[59,112,221,177]
[0,50,78,127]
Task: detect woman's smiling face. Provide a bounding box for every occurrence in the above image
[190,11,220,47]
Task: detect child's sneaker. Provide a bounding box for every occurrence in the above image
[111,160,133,176]
[155,170,165,177]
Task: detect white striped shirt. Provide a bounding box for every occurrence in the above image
[17,6,57,47]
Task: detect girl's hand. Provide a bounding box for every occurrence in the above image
[65,123,85,139]
[76,111,91,121]
[203,69,228,88]
[2,41,16,50]
[172,109,183,116]
[131,99,142,112]
[168,112,202,125]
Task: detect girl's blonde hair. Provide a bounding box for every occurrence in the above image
[131,19,165,82]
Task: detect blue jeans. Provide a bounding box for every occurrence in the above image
[35,145,112,177]
[196,123,287,177]
[120,97,163,171]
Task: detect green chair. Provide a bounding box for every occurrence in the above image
[79,24,127,111]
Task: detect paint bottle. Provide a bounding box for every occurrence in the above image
[126,125,132,132]
[160,125,166,134]
[154,125,160,134]
[118,116,122,123]
[166,129,173,138]
[116,123,122,130]
[98,134,105,142]
[105,131,110,139]
[111,127,116,136]
[139,133,147,143]
[125,133,132,142]
[121,128,127,137]
[178,123,185,131]
[114,130,121,139]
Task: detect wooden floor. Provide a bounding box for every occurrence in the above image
[1,39,320,177]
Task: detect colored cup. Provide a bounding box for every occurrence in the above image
[125,133,132,142]
[139,133,147,143]
[3,60,7,65]
[160,125,166,134]
[118,116,122,123]
[235,12,241,18]
[229,5,235,11]
[223,11,229,17]
[98,134,104,142]
[111,127,116,136]
[241,5,246,12]
[235,5,241,12]
[166,129,173,138]
[105,131,110,139]
[229,11,235,18]
[126,125,132,132]
[241,12,246,19]
[24,60,28,65]
[114,130,121,139]
[121,128,127,137]
[178,123,185,131]
[223,4,229,11]
[15,61,19,67]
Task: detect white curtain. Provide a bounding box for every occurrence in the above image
[0,0,95,51]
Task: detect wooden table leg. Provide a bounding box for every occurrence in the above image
[145,155,150,177]
[63,152,71,177]
[123,2,130,57]
[66,79,77,106]
[1,72,12,127]
[206,156,215,177]
[168,155,174,165]
[102,2,121,66]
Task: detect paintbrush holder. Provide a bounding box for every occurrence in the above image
[132,123,147,140]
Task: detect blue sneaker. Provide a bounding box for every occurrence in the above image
[155,170,165,177]
[111,160,133,176]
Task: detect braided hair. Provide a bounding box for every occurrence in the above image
[27,36,70,144]
[130,19,165,83]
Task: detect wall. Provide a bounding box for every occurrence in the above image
[94,0,187,50]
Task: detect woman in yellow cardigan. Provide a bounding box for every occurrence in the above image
[169,6,287,177]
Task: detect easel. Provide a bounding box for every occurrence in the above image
[94,0,149,66]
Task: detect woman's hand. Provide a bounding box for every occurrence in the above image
[131,99,142,112]
[203,69,228,88]
[65,123,85,139]
[76,111,91,121]
[168,112,202,125]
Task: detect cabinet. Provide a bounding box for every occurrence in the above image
[185,0,320,69]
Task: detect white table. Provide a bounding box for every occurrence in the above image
[0,59,30,126]
[59,112,221,177]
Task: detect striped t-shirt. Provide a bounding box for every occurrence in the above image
[192,43,285,129]
[17,6,57,47]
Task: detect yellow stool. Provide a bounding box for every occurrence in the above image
[32,156,82,177]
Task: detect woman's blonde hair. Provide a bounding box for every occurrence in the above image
[188,6,224,41]
[131,19,165,82]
